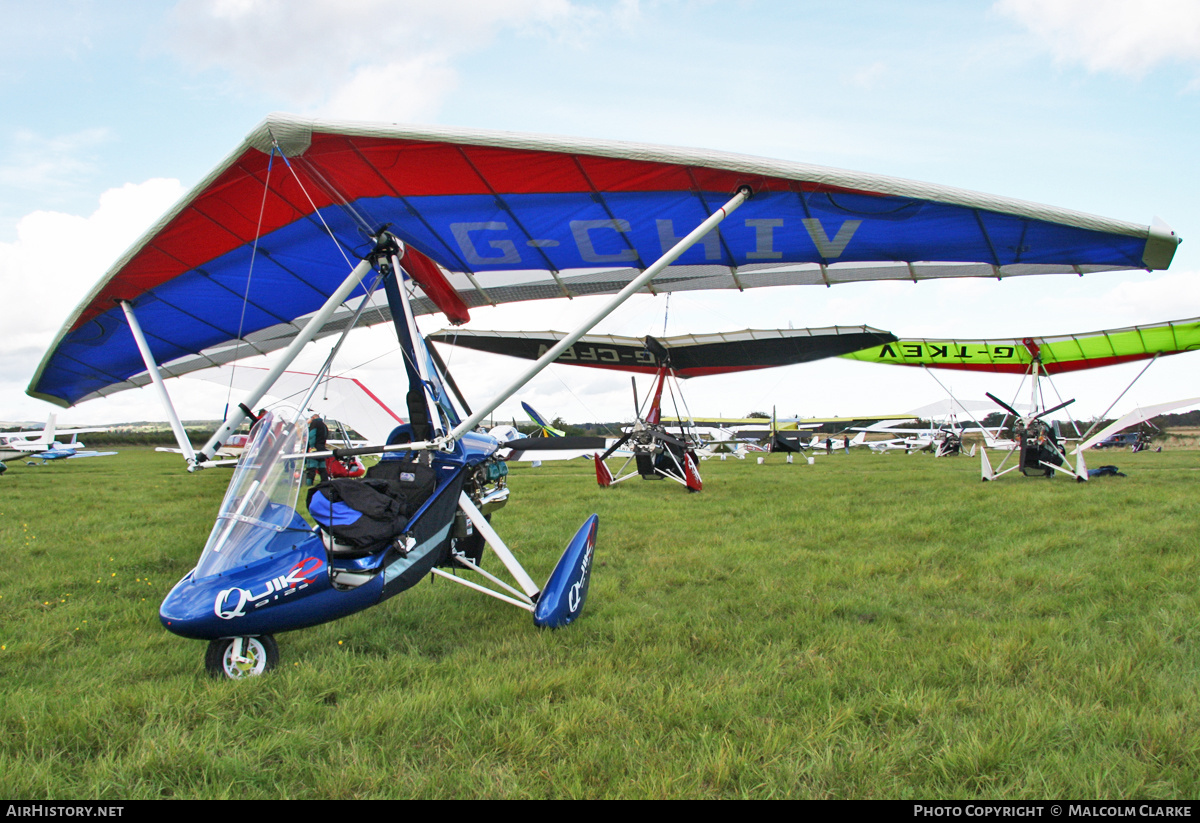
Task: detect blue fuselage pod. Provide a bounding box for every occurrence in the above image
[161,430,503,641]
[159,526,383,640]
[534,514,598,628]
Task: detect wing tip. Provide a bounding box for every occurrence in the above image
[1143,217,1181,270]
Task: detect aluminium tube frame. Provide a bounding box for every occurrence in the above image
[195,255,376,467]
[446,187,752,443]
[121,300,197,466]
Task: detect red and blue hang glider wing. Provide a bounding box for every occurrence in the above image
[429,326,898,378]
[28,113,1181,408]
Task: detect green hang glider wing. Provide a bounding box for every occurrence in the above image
[841,317,1200,374]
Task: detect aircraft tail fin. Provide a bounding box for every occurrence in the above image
[36,414,57,445]
[851,431,866,446]
[1075,448,1089,482]
[533,514,597,629]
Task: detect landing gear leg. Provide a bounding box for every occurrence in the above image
[205,635,279,679]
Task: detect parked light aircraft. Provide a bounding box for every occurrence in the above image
[852,404,1006,456]
[25,115,1179,676]
[0,416,107,463]
[594,347,704,492]
[430,326,901,475]
[25,446,118,465]
[844,318,1200,480]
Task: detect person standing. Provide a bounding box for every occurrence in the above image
[305,412,330,485]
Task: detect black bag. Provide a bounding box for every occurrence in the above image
[307,478,409,550]
[365,459,438,517]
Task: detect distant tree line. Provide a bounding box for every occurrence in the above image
[66,407,1200,449]
[84,427,222,447]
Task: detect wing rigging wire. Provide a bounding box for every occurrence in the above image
[222,128,399,429]
[223,145,278,418]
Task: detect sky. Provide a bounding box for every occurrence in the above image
[2,0,1199,433]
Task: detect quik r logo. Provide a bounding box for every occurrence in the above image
[214,557,324,620]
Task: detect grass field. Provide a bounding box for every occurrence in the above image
[1,446,1198,799]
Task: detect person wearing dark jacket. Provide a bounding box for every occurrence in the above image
[305,413,330,486]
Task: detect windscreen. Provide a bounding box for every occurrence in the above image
[194,412,312,579]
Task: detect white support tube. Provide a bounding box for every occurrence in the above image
[450,553,533,605]
[1043,459,1079,477]
[1074,353,1160,446]
[448,188,751,441]
[286,438,437,461]
[655,469,688,487]
[458,492,540,598]
[121,301,196,465]
[197,257,375,464]
[920,365,993,442]
[429,568,535,612]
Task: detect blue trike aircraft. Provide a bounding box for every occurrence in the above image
[26,115,1179,677]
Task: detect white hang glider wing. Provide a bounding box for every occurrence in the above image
[1073,398,1200,453]
[189,367,405,444]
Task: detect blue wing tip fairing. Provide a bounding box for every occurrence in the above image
[533,515,598,629]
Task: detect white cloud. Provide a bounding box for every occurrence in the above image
[166,0,596,119]
[0,179,186,421]
[995,0,1200,78]
[322,58,459,122]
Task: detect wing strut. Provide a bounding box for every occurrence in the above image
[1073,353,1161,447]
[121,300,197,467]
[195,252,378,466]
[446,187,752,441]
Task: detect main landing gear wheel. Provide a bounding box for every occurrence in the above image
[205,635,279,679]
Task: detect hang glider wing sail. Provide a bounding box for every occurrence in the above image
[28,113,1181,409]
[429,326,898,377]
[188,367,405,443]
[841,317,1200,374]
[1073,397,1200,453]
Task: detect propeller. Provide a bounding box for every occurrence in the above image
[597,431,634,462]
[985,392,1021,419]
[1033,398,1075,421]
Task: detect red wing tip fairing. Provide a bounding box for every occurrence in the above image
[429,327,898,377]
[29,112,1179,409]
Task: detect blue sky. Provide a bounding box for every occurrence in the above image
[2,0,1199,428]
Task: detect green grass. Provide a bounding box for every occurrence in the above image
[1,447,1198,798]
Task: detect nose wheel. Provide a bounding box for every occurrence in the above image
[205,635,279,679]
